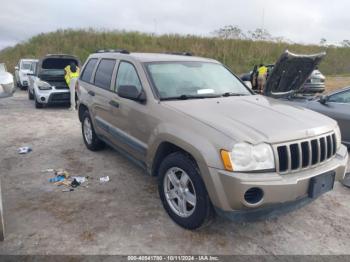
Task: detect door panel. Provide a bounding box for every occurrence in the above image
[87,58,116,140]
[107,61,155,162]
[308,101,350,144]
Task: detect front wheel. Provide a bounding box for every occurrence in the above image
[158,152,213,230]
[35,98,43,108]
[81,111,105,151]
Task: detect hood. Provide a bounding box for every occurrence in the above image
[264,50,326,98]
[163,95,336,144]
[39,55,80,69]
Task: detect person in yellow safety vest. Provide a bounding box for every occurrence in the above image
[257,64,268,93]
[64,62,80,111]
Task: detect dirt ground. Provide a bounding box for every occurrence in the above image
[325,76,350,92]
[0,91,349,255]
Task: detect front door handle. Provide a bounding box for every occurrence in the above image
[88,90,95,96]
[109,100,119,108]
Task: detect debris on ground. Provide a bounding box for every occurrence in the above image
[43,168,105,191]
[71,179,81,188]
[55,180,72,186]
[72,176,86,184]
[18,146,32,154]
[99,176,110,183]
[49,175,65,183]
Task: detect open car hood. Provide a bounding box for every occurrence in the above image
[263,50,326,98]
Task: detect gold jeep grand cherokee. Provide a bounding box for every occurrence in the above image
[76,49,348,229]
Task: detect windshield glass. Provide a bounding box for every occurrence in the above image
[21,61,32,70]
[146,62,251,99]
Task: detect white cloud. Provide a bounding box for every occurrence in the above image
[0,0,349,49]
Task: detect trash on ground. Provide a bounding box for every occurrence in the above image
[18,147,32,154]
[56,170,70,178]
[55,180,72,186]
[72,176,86,184]
[99,176,110,183]
[44,168,94,191]
[71,179,81,188]
[49,175,65,183]
[62,188,74,192]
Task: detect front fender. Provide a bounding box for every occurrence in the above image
[146,122,227,208]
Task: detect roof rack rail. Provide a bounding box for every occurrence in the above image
[165,52,193,56]
[95,49,130,54]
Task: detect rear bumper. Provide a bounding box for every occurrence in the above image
[302,83,325,92]
[206,145,348,218]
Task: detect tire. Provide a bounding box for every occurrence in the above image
[158,152,213,230]
[81,111,105,151]
[35,98,43,108]
[28,89,34,100]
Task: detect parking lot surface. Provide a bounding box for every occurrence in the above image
[0,91,349,255]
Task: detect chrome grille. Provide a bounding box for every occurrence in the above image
[274,132,336,173]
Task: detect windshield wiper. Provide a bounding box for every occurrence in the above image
[161,94,221,101]
[221,92,248,97]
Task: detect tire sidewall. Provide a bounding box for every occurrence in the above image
[158,153,211,229]
[82,111,103,151]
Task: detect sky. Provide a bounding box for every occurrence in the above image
[0,0,349,50]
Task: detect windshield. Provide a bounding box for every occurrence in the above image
[146,62,251,99]
[21,61,32,70]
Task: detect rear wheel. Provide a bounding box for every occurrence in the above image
[82,111,105,151]
[158,152,213,230]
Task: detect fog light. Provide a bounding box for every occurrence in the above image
[244,187,263,204]
[40,97,45,102]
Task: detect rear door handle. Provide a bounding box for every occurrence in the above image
[109,100,119,108]
[88,90,95,96]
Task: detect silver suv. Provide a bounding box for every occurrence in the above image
[77,50,348,229]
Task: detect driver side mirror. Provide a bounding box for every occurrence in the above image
[319,95,328,104]
[117,85,146,102]
[14,66,19,71]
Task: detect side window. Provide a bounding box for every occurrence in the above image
[30,62,37,74]
[328,90,350,103]
[94,59,116,90]
[81,58,98,83]
[115,62,142,92]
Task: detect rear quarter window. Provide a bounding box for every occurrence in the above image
[94,59,116,90]
[81,58,98,83]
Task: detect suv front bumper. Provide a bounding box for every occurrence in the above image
[206,144,348,220]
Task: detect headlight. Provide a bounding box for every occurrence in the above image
[38,80,52,90]
[335,126,341,150]
[221,143,275,172]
